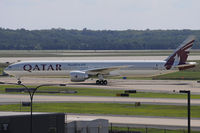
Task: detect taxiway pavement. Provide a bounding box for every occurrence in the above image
[1,77,200,94]
[0,94,200,106]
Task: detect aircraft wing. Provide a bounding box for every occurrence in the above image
[85,65,131,75]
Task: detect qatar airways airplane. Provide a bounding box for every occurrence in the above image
[4,36,197,85]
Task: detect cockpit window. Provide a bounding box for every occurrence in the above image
[8,66,12,68]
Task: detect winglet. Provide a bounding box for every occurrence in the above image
[165,36,195,70]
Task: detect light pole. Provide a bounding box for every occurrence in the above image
[20,84,59,133]
[0,82,66,133]
[179,90,191,133]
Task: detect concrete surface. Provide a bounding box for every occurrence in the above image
[0,94,200,105]
[0,55,200,63]
[1,77,200,94]
[67,114,200,130]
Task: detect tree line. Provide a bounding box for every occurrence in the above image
[0,28,200,50]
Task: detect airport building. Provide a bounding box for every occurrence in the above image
[66,119,108,133]
[0,112,109,133]
[0,112,65,133]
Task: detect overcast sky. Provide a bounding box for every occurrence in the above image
[0,0,199,30]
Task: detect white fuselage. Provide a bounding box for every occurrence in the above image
[4,60,176,78]
[3,36,196,84]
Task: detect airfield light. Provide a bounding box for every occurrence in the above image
[179,90,191,133]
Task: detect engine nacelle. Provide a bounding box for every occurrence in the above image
[70,71,89,82]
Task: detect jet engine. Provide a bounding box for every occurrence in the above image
[70,71,89,82]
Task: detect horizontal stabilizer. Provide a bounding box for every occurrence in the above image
[175,62,197,70]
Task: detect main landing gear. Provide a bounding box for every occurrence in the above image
[96,80,108,85]
[96,74,108,85]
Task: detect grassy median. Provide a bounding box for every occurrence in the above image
[0,103,200,118]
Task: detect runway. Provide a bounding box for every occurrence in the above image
[0,94,200,106]
[67,114,200,130]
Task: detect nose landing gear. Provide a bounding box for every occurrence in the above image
[17,77,22,85]
[17,80,22,85]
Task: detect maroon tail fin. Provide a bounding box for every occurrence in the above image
[165,36,195,70]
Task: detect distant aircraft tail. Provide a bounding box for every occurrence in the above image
[164,36,196,70]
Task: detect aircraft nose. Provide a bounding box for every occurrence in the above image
[4,67,8,73]
[4,66,11,74]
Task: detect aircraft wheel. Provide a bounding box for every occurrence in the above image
[17,81,22,85]
[100,80,104,85]
[96,80,100,85]
[103,80,107,85]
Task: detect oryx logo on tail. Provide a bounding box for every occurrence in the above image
[165,36,195,70]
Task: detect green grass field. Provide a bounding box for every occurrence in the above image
[0,63,9,75]
[1,85,200,99]
[153,71,200,80]
[0,68,3,75]
[0,103,200,118]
